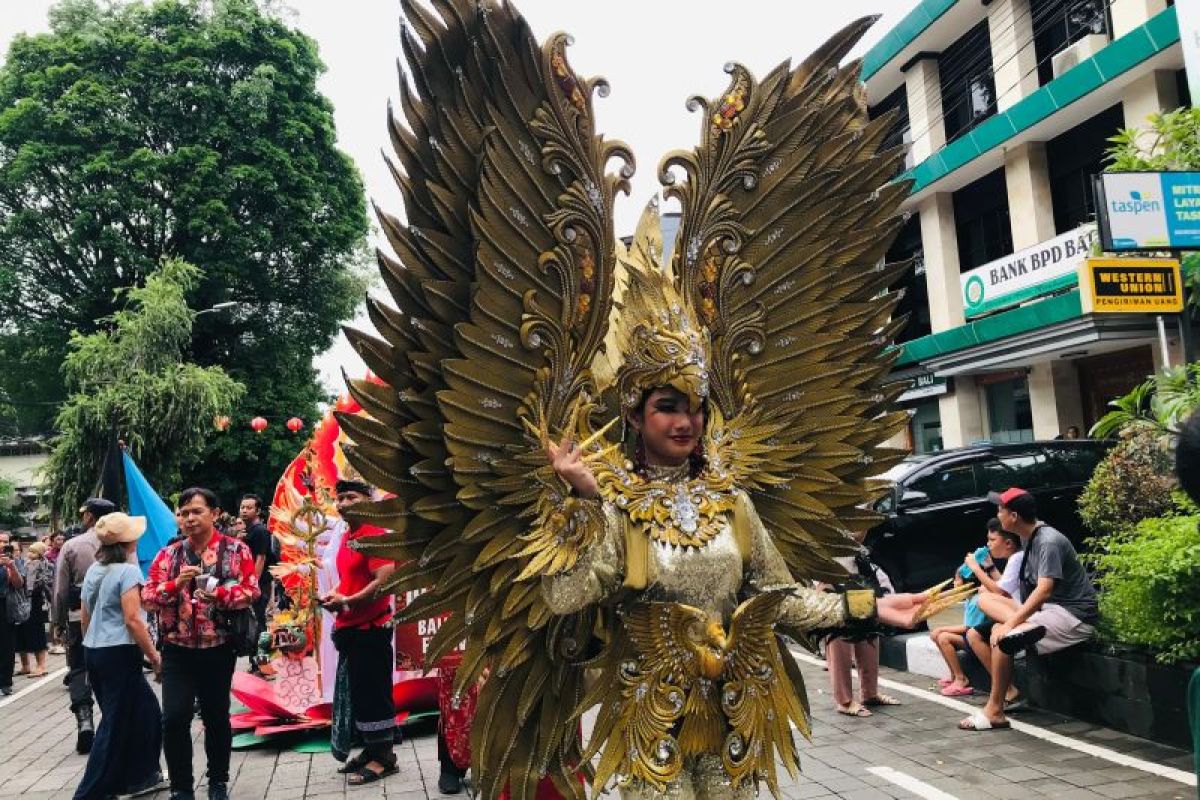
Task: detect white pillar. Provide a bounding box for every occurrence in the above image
[1110,0,1168,39]
[917,193,964,332]
[1121,70,1181,157]
[939,377,986,448]
[904,56,946,164]
[989,0,1041,111]
[1004,142,1057,249]
[1029,361,1085,439]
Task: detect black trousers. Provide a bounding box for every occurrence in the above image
[0,613,15,690]
[161,643,236,791]
[66,621,93,712]
[73,645,162,799]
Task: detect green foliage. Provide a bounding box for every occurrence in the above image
[42,259,243,515]
[1091,513,1200,664]
[0,0,369,494]
[0,476,22,528]
[1090,363,1200,439]
[1078,427,1178,544]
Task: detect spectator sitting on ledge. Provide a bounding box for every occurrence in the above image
[959,487,1097,732]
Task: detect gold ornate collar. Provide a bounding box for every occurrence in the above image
[596,456,736,548]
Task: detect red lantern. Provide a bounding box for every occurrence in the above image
[286,417,304,433]
[250,416,268,433]
[214,415,230,432]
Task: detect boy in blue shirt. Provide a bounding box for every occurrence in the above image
[929,518,1006,696]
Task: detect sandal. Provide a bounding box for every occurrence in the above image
[998,624,1046,656]
[337,752,370,775]
[348,757,399,786]
[862,693,901,707]
[958,711,1011,731]
[940,683,974,697]
[26,671,47,679]
[836,702,872,717]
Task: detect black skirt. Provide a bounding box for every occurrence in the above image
[72,644,162,800]
[15,601,47,653]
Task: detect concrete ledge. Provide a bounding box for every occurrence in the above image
[879,633,1195,749]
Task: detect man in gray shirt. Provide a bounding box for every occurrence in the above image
[53,497,115,754]
[959,488,1097,732]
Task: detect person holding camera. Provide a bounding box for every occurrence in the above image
[0,531,26,696]
[52,497,118,752]
[142,488,260,800]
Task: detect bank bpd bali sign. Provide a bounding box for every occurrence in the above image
[962,224,1096,319]
[1094,171,1200,250]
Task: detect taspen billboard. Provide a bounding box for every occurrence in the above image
[1094,171,1200,251]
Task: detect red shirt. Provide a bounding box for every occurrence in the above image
[142,532,261,648]
[334,524,393,629]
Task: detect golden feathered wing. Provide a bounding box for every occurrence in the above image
[340,5,909,799]
[661,17,913,583]
[338,2,629,799]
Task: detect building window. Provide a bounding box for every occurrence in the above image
[1033,0,1109,87]
[1047,103,1123,233]
[886,216,931,343]
[909,401,943,454]
[983,375,1034,444]
[869,85,912,171]
[953,168,1012,271]
[940,21,996,143]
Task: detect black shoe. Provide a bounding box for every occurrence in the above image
[207,783,230,800]
[126,772,167,797]
[168,792,196,800]
[438,768,464,795]
[74,706,95,754]
[0,686,12,696]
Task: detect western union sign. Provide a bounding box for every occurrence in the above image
[1080,258,1184,313]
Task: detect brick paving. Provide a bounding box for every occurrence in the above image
[0,649,1192,799]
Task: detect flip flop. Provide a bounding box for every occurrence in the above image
[958,711,1011,731]
[863,693,902,707]
[836,703,872,717]
[999,624,1046,655]
[940,683,974,697]
[937,677,954,687]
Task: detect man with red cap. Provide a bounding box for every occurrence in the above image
[959,487,1097,732]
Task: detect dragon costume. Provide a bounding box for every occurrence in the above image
[337,2,948,798]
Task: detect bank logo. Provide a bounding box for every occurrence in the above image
[964,274,985,307]
[1110,190,1162,215]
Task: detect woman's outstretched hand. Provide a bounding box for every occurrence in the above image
[546,431,601,499]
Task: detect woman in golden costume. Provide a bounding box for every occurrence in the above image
[336,2,968,799]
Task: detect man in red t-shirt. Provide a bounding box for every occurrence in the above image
[319,479,397,787]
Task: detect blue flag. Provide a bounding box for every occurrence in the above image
[122,451,176,575]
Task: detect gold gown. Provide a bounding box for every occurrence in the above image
[543,464,848,800]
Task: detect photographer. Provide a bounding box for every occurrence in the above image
[0,531,26,696]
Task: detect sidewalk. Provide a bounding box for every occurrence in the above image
[0,649,1193,799]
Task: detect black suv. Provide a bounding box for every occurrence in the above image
[864,440,1111,592]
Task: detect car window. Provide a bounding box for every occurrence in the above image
[1046,446,1105,484]
[907,462,978,504]
[977,450,1057,492]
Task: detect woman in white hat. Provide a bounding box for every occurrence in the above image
[73,512,165,800]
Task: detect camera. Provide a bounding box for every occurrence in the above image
[1,544,13,557]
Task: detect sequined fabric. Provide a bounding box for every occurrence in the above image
[542,487,846,799]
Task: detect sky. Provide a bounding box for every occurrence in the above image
[0,0,920,394]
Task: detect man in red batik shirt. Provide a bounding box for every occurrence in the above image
[142,487,260,800]
[320,478,398,787]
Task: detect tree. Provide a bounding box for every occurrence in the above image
[42,259,244,516]
[0,477,23,529]
[0,0,369,494]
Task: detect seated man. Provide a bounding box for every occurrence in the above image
[960,488,1097,732]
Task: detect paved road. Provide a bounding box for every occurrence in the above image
[0,649,1192,799]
